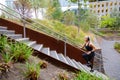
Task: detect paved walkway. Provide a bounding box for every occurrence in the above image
[100,39,120,80]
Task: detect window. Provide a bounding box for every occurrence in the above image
[110,2,113,6]
[114,2,117,5]
[106,9,108,12]
[98,4,100,7]
[98,10,100,13]
[106,2,108,6]
[89,4,92,8]
[102,9,104,13]
[102,4,104,7]
[90,10,92,12]
[94,4,96,8]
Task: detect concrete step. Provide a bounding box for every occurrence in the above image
[25,41,36,47]
[6,34,22,39]
[78,62,108,79]
[66,57,78,68]
[58,54,69,64]
[32,44,43,51]
[0,26,7,30]
[0,30,15,34]
[94,71,108,80]
[15,38,29,42]
[41,47,50,55]
[78,62,91,72]
[50,51,59,60]
[72,59,86,71]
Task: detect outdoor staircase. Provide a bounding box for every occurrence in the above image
[0,26,108,79]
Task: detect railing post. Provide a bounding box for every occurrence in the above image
[64,37,67,56]
[22,18,26,38]
[23,22,26,38]
[99,50,102,72]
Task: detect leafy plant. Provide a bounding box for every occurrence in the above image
[33,19,87,45]
[74,71,103,80]
[24,62,40,80]
[10,42,33,62]
[0,36,8,52]
[100,15,116,29]
[38,60,48,69]
[114,42,120,53]
[0,53,13,78]
[58,71,69,80]
[2,53,13,64]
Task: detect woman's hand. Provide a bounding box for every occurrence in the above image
[87,51,91,55]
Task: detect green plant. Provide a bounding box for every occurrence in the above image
[74,71,103,80]
[33,19,87,45]
[2,53,13,63]
[0,53,13,78]
[38,60,48,69]
[0,36,8,52]
[0,13,6,18]
[58,71,69,80]
[100,15,116,29]
[10,42,33,62]
[24,62,40,80]
[114,42,120,53]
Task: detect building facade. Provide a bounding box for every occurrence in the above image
[89,0,120,17]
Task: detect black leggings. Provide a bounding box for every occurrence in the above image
[82,52,95,63]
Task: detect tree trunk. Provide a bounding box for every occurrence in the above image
[78,0,81,21]
[34,8,38,19]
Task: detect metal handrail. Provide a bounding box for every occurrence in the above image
[0,3,81,48]
[0,3,104,56]
[0,3,105,72]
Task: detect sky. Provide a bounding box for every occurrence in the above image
[0,0,5,15]
[0,0,5,4]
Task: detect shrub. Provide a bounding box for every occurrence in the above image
[0,13,6,18]
[58,71,69,80]
[33,20,87,45]
[38,60,48,69]
[2,53,13,64]
[74,71,103,80]
[114,42,120,53]
[10,42,33,62]
[24,62,40,80]
[0,36,8,52]
[0,53,13,78]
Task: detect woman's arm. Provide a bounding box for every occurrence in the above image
[90,43,97,52]
[81,43,86,49]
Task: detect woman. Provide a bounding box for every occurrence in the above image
[81,36,96,72]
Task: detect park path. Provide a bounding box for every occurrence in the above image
[99,39,120,80]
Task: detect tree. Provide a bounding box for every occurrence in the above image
[110,8,120,30]
[45,0,62,20]
[14,0,32,38]
[67,0,89,32]
[62,10,75,25]
[86,11,99,28]
[29,0,48,18]
[14,0,32,19]
[51,0,62,20]
[68,0,88,19]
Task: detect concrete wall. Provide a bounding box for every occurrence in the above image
[89,0,120,16]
